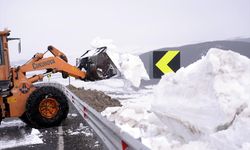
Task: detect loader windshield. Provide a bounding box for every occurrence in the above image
[0,37,3,65]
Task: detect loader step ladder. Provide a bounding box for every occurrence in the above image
[0,80,11,96]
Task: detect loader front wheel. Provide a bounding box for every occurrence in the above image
[20,112,32,126]
[26,86,69,128]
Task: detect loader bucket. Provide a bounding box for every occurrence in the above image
[77,47,119,81]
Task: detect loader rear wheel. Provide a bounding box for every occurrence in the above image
[25,86,69,128]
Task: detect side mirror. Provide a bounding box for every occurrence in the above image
[76,58,79,67]
[18,39,21,53]
[7,38,22,53]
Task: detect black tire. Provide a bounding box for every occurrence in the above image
[25,86,69,128]
[19,112,32,126]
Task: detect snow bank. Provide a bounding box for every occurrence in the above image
[152,48,250,137]
[0,126,43,149]
[91,37,149,87]
[0,120,26,129]
[102,48,250,150]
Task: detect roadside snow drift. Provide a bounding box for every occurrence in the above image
[102,48,250,150]
[0,120,43,149]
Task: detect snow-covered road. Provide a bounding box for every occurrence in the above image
[0,102,103,150]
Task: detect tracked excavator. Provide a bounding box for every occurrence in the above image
[0,29,118,128]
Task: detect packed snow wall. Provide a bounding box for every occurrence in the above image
[103,48,250,150]
[140,40,250,80]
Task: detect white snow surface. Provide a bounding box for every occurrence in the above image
[0,120,43,149]
[102,48,250,150]
[0,119,26,129]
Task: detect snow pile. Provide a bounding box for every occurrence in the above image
[119,53,150,87]
[91,37,149,87]
[0,119,26,129]
[102,48,250,150]
[0,126,43,149]
[152,48,250,136]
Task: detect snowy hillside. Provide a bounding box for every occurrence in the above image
[102,48,250,150]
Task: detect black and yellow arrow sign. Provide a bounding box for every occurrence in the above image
[153,51,180,78]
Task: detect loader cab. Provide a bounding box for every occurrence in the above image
[0,30,11,93]
[0,36,3,65]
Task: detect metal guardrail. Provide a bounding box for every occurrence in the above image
[37,82,149,150]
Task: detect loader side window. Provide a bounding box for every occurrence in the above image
[0,37,3,65]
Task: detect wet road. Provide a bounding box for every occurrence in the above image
[0,102,106,150]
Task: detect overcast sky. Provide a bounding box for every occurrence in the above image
[1,0,250,62]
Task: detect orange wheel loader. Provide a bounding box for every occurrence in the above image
[0,29,118,128]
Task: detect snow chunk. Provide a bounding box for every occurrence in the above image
[31,129,40,135]
[0,124,43,149]
[120,53,149,87]
[0,120,26,128]
[91,37,149,88]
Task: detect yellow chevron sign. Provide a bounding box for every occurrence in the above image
[155,51,180,74]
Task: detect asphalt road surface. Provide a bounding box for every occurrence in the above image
[0,102,106,150]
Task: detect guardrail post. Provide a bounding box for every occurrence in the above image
[83,106,87,118]
[122,140,128,150]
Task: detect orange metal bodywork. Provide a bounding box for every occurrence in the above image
[0,30,86,118]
